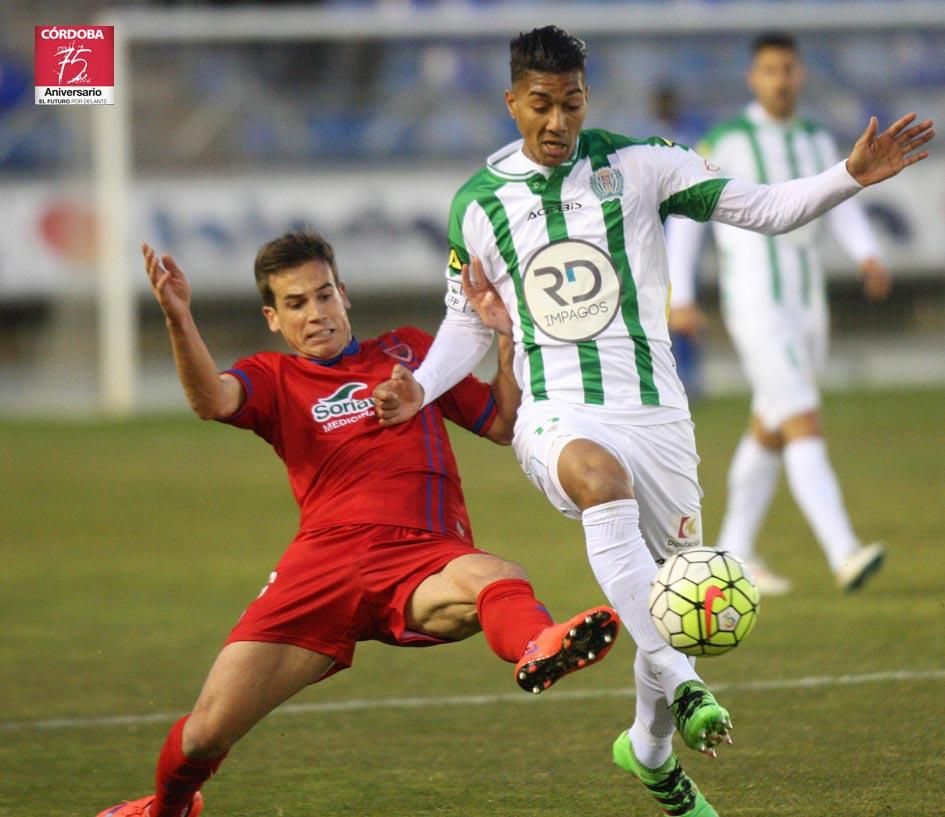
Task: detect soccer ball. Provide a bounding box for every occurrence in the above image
[649,548,760,656]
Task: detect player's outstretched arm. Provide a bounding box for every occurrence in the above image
[845,113,934,187]
[711,114,933,238]
[142,243,243,420]
[482,333,521,445]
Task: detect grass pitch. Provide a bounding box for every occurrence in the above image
[1,387,943,816]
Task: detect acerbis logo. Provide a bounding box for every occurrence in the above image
[521,239,621,342]
[312,382,374,425]
[528,201,583,220]
[40,28,106,39]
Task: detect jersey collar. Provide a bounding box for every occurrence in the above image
[747,100,797,129]
[486,134,584,181]
[304,336,360,367]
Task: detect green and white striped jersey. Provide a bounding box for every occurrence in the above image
[667,102,880,314]
[444,128,730,413]
[416,125,862,417]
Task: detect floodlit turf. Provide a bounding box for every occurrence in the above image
[2,387,943,816]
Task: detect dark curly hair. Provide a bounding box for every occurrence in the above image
[509,26,587,84]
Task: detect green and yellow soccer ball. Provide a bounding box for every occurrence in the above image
[649,548,760,656]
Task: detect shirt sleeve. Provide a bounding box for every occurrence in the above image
[712,160,863,235]
[413,192,496,407]
[413,310,494,408]
[400,325,497,435]
[656,143,732,222]
[443,191,480,317]
[218,354,278,444]
[665,215,710,308]
[656,143,722,308]
[436,372,497,437]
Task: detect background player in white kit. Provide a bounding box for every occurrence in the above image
[374,26,933,817]
[666,32,892,596]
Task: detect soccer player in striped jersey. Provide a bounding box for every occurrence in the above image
[374,26,933,817]
[666,32,892,596]
[96,231,619,817]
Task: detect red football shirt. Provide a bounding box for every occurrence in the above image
[221,326,497,539]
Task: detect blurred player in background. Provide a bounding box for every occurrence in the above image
[96,230,619,817]
[374,25,933,817]
[666,32,892,596]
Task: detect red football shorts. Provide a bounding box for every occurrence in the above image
[225,523,482,680]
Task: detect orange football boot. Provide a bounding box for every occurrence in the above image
[95,792,204,817]
[515,605,620,693]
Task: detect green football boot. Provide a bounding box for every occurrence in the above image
[671,680,733,756]
[612,731,718,817]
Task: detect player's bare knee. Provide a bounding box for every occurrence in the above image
[482,556,528,583]
[445,553,527,593]
[781,410,822,441]
[181,712,234,760]
[750,416,784,449]
[558,439,632,509]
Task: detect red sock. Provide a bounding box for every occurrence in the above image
[476,578,554,662]
[152,715,226,817]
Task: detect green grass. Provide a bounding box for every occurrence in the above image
[2,387,944,816]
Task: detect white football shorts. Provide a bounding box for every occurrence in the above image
[512,401,704,562]
[724,301,827,432]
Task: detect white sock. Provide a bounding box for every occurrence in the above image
[783,436,860,571]
[628,649,676,768]
[582,499,698,700]
[716,435,781,561]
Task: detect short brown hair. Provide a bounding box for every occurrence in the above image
[751,31,799,58]
[253,230,339,307]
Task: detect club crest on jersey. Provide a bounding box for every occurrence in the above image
[590,167,624,201]
[382,343,415,363]
[311,382,375,430]
[521,239,621,342]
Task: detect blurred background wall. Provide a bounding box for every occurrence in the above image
[1,0,943,414]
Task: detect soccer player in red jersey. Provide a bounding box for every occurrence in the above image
[96,231,619,817]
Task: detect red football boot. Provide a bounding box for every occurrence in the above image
[95,792,204,817]
[515,605,620,694]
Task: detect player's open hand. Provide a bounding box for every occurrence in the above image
[846,113,934,187]
[373,364,424,426]
[462,258,512,335]
[142,243,192,322]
